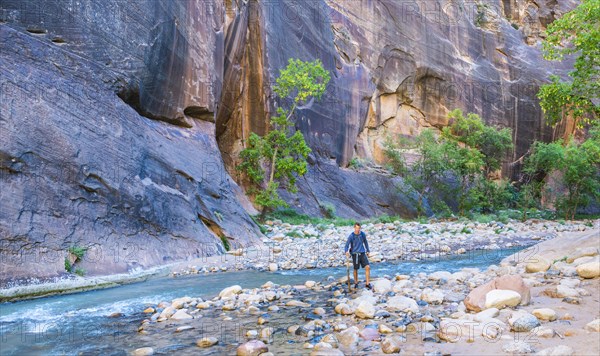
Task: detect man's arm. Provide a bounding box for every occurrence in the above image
[362,232,370,253]
[344,234,351,254]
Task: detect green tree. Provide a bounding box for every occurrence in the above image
[443,109,513,176]
[385,110,514,216]
[522,127,600,220]
[558,134,600,219]
[538,0,599,128]
[385,130,453,216]
[520,140,564,220]
[442,109,513,214]
[238,59,330,213]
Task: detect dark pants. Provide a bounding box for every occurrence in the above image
[351,252,369,270]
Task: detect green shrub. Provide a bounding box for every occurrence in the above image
[220,236,231,251]
[320,203,336,219]
[74,268,85,277]
[68,246,87,260]
[64,258,73,273]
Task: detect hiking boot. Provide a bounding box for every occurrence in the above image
[365,283,372,290]
[354,283,359,289]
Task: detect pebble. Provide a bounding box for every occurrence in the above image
[196,337,218,348]
[132,347,154,356]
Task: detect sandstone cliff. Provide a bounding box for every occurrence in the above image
[217,0,577,217]
[0,0,578,283]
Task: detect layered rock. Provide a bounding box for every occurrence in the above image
[216,0,577,217]
[0,0,261,285]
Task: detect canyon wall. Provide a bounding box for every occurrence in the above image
[0,0,578,283]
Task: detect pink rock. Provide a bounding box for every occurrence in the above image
[465,275,530,312]
[359,327,380,341]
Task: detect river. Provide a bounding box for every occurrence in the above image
[0,247,523,355]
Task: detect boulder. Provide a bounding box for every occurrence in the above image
[219,285,243,299]
[132,348,154,356]
[355,301,375,319]
[556,285,579,298]
[421,288,444,305]
[484,289,521,309]
[236,340,268,356]
[509,312,540,332]
[386,296,419,313]
[334,303,354,315]
[576,261,600,279]
[336,326,359,347]
[502,341,535,354]
[381,336,402,354]
[535,345,574,356]
[286,300,310,308]
[170,309,193,320]
[532,308,557,321]
[567,247,599,263]
[465,275,530,312]
[585,319,600,332]
[196,337,218,348]
[372,279,392,294]
[474,308,499,322]
[359,327,379,341]
[525,257,551,273]
[171,296,193,309]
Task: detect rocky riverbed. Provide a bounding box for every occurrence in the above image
[130,220,600,355]
[174,218,594,275]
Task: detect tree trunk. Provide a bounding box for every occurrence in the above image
[269,147,278,183]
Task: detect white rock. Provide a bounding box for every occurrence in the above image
[502,341,535,354]
[535,345,574,356]
[196,337,218,348]
[386,295,419,313]
[336,326,359,347]
[556,285,579,298]
[305,280,316,288]
[585,319,600,332]
[532,308,557,321]
[171,309,193,320]
[268,263,278,272]
[576,261,600,279]
[171,296,193,309]
[525,258,551,273]
[355,300,375,319]
[219,285,242,299]
[508,311,540,332]
[132,347,154,356]
[559,278,580,288]
[421,288,444,305]
[392,280,411,292]
[334,303,353,315]
[484,289,521,309]
[474,308,499,322]
[236,340,268,356]
[372,279,392,294]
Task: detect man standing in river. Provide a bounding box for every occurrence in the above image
[345,222,372,290]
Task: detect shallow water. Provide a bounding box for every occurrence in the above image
[0,247,523,355]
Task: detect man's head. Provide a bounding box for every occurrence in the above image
[354,222,361,234]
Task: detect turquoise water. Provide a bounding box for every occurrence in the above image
[0,247,522,355]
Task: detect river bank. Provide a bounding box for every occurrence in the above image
[1,218,594,302]
[132,226,600,356]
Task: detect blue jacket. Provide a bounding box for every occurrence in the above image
[345,231,370,254]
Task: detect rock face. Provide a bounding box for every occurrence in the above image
[0,0,580,284]
[217,0,577,217]
[0,0,262,285]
